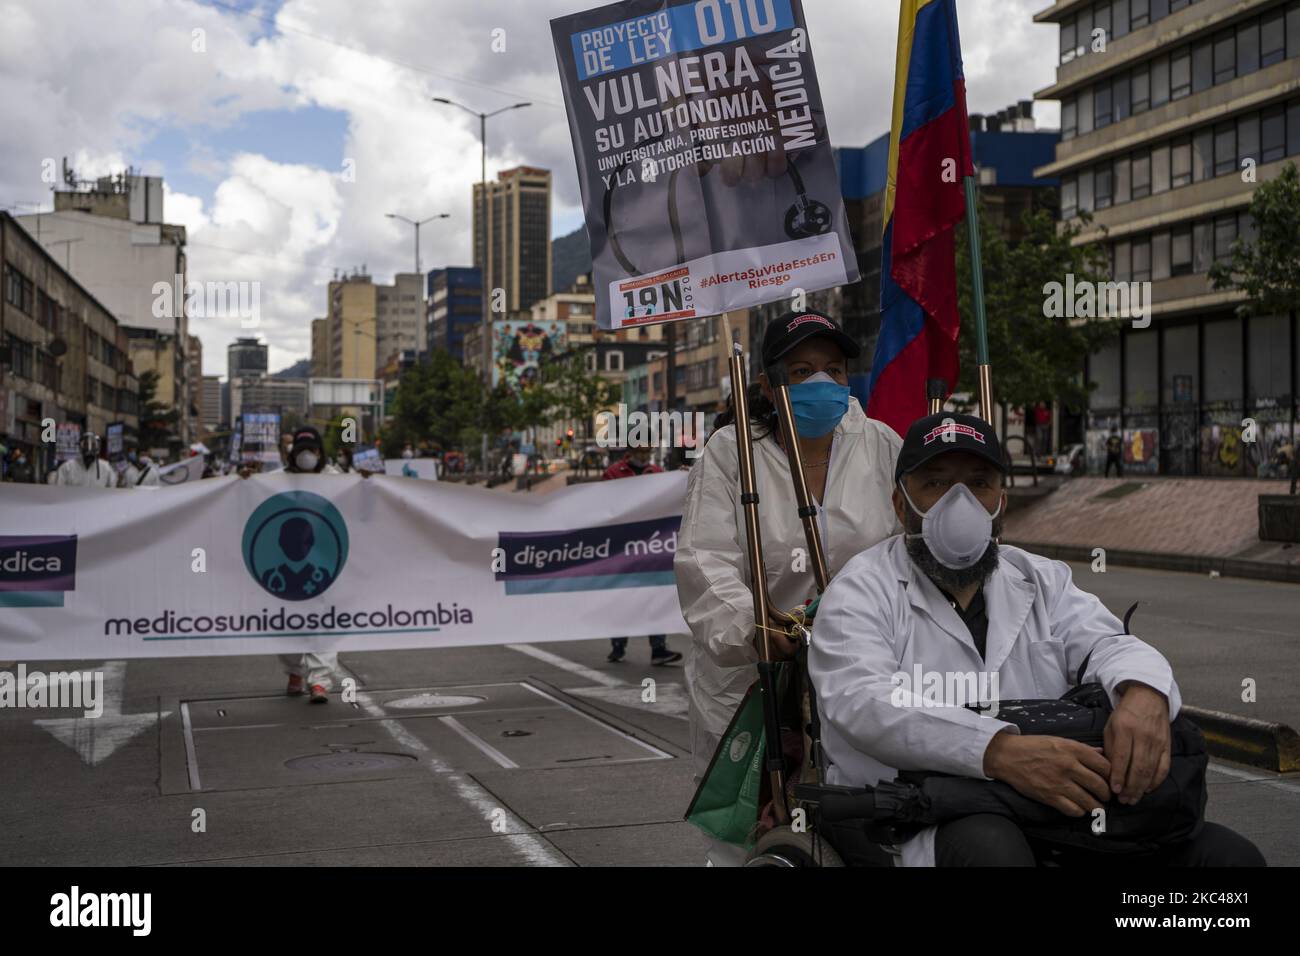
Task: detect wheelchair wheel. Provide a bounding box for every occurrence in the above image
[743,826,845,867]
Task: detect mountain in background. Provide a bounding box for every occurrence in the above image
[272,358,312,379]
[551,226,592,293]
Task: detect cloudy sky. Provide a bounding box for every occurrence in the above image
[0,0,1062,375]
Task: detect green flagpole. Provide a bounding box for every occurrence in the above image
[963,174,993,424]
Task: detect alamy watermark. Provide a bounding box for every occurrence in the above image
[890,665,1001,718]
[594,404,706,458]
[151,273,261,328]
[0,664,103,717]
[1043,274,1151,328]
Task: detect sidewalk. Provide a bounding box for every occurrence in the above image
[1003,476,1300,583]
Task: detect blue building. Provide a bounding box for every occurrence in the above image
[426,266,482,362]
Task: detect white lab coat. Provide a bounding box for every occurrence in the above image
[122,463,161,487]
[54,457,117,488]
[809,535,1183,867]
[674,399,902,786]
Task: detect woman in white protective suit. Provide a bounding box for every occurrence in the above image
[674,310,903,866]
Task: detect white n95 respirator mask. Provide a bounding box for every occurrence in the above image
[900,482,1002,570]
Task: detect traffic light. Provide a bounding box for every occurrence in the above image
[556,438,563,448]
[566,429,574,440]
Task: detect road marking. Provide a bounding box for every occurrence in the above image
[1209,760,1300,796]
[517,682,674,759]
[180,702,201,791]
[338,664,568,867]
[507,642,690,721]
[35,661,170,767]
[506,643,624,687]
[438,715,519,769]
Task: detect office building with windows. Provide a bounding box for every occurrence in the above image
[426,266,482,361]
[1035,0,1300,475]
[473,167,553,315]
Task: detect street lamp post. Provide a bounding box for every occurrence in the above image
[384,212,449,276]
[432,96,531,476]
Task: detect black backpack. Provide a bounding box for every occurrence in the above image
[897,640,1208,854]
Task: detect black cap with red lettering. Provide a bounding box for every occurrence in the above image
[894,412,1008,483]
[761,310,860,368]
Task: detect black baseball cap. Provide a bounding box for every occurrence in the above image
[761,310,860,369]
[894,413,1008,483]
[291,426,323,451]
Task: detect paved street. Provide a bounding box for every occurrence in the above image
[2,565,1296,867]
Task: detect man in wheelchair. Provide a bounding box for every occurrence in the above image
[807,413,1264,867]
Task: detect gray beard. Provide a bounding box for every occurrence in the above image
[904,513,1004,593]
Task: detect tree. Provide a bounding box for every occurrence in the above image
[137,369,177,452]
[536,350,619,440]
[1208,161,1300,318]
[1209,160,1300,491]
[380,349,483,453]
[955,202,1120,413]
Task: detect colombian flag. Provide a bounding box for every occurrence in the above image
[866,0,973,437]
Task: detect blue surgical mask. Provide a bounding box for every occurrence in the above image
[788,372,850,438]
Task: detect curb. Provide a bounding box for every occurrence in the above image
[1005,541,1300,585]
[1182,706,1300,773]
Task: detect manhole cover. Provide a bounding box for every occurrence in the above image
[386,693,486,709]
[284,752,417,773]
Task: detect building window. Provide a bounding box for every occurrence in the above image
[1131,237,1152,281]
[1151,143,1170,194]
[1289,101,1300,158]
[1262,106,1286,162]
[1213,122,1236,176]
[1062,98,1077,140]
[606,350,623,372]
[1061,15,1077,63]
[1191,39,1213,93]
[3,265,33,314]
[1131,0,1149,30]
[1170,46,1191,99]
[1114,240,1132,281]
[1239,211,1258,249]
[1162,323,1198,406]
[1114,155,1132,203]
[1095,165,1113,208]
[1113,73,1131,123]
[1132,64,1150,113]
[585,351,597,372]
[1152,230,1172,280]
[1237,113,1260,168]
[1061,176,1078,219]
[1192,128,1213,181]
[1193,220,1213,273]
[1249,314,1291,404]
[1089,340,1122,410]
[1131,151,1151,199]
[1213,215,1237,262]
[1171,225,1193,276]
[1203,318,1243,404]
[1114,0,1130,38]
[1151,53,1170,106]
[1213,29,1236,84]
[1238,20,1260,76]
[1094,2,1111,47]
[1171,137,1192,187]
[1078,88,1094,135]
[1077,4,1093,56]
[1125,329,1159,408]
[1079,168,1094,212]
[1290,1,1300,60]
[1262,8,1286,67]
[1152,0,1169,19]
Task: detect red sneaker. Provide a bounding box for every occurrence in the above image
[309,683,329,703]
[286,674,306,696]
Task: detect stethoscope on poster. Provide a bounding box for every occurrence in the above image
[601,136,833,277]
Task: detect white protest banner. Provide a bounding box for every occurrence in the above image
[157,456,205,484]
[0,471,687,660]
[551,0,857,330]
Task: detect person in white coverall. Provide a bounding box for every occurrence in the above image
[809,412,1264,867]
[54,432,117,488]
[674,310,901,867]
[121,451,161,487]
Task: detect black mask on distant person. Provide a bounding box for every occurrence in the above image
[627,457,647,474]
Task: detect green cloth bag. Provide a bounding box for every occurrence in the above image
[684,663,787,848]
